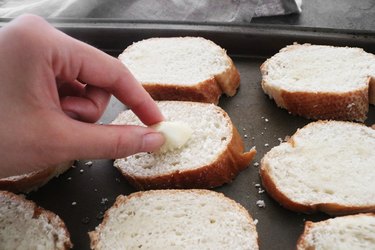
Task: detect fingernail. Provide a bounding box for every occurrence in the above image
[142,132,165,152]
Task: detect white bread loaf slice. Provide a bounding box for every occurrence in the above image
[260,120,375,215]
[297,213,375,250]
[0,161,73,193]
[112,101,256,190]
[0,191,72,249]
[261,43,375,121]
[89,189,259,250]
[119,37,240,104]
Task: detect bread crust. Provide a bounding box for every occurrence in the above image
[0,161,73,193]
[143,77,223,104]
[260,121,375,215]
[260,44,373,122]
[296,213,375,249]
[0,190,72,249]
[89,189,258,250]
[116,126,256,190]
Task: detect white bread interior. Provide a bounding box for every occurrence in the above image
[119,37,240,104]
[89,189,259,250]
[261,43,375,121]
[297,213,375,250]
[260,120,375,215]
[0,191,72,249]
[112,101,256,190]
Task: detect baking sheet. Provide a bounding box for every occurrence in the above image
[15,22,375,250]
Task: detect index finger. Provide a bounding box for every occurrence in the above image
[50,26,164,125]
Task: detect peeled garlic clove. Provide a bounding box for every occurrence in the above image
[151,121,192,152]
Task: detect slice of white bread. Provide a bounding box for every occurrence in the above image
[112,101,256,190]
[297,213,375,250]
[89,189,259,250]
[260,120,375,215]
[0,190,72,249]
[0,161,73,193]
[261,43,375,121]
[119,37,240,104]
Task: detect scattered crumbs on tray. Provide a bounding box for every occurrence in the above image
[101,198,109,205]
[253,219,259,225]
[256,200,266,208]
[242,128,246,131]
[80,169,84,174]
[72,201,77,206]
[278,137,283,143]
[254,183,261,188]
[258,188,265,194]
[67,177,72,181]
[244,134,248,138]
[253,162,259,167]
[252,137,255,140]
[71,165,76,169]
[261,132,264,135]
[85,161,93,167]
[264,143,269,147]
[265,118,269,122]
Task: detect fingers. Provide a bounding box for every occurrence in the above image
[49,25,164,125]
[60,85,111,122]
[63,120,165,160]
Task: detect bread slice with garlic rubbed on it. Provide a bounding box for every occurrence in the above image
[119,37,240,104]
[261,43,375,121]
[89,189,259,250]
[297,213,375,250]
[0,161,73,193]
[112,101,256,190]
[0,190,72,249]
[260,120,375,215]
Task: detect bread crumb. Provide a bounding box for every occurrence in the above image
[80,169,84,173]
[254,183,261,188]
[265,118,269,122]
[253,162,259,167]
[264,143,269,147]
[85,161,93,167]
[253,219,259,225]
[67,177,72,181]
[244,134,248,138]
[72,202,77,206]
[258,188,265,194]
[101,198,109,205]
[347,103,355,109]
[256,200,266,208]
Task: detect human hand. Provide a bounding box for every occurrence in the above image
[0,14,165,178]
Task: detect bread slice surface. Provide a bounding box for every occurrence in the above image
[261,43,375,121]
[119,37,240,104]
[260,120,375,215]
[89,189,259,250]
[0,191,72,249]
[112,101,256,190]
[297,213,375,250]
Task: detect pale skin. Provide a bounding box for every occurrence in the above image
[0,14,165,178]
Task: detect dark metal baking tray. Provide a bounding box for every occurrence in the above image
[6,21,374,250]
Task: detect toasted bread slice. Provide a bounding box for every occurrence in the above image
[297,213,375,250]
[89,189,259,250]
[119,37,240,104]
[261,43,375,121]
[0,190,72,249]
[260,121,375,215]
[0,161,73,193]
[112,101,256,190]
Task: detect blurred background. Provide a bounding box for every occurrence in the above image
[0,0,373,30]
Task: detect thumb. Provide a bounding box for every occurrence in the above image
[64,120,165,160]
